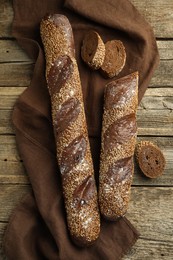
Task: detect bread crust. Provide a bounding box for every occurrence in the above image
[135,141,166,178]
[100,40,126,78]
[81,30,105,70]
[40,14,100,246]
[99,72,138,220]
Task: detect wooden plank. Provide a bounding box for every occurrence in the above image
[157,41,173,60]
[0,222,7,260]
[0,175,29,184]
[0,226,172,260]
[0,135,21,162]
[144,87,173,97]
[0,40,173,63]
[0,135,172,186]
[0,86,173,135]
[0,109,14,134]
[0,231,173,260]
[0,60,172,87]
[1,108,173,136]
[0,159,27,177]
[127,187,173,242]
[1,87,173,110]
[0,185,172,243]
[0,223,172,260]
[0,87,26,109]
[0,135,172,161]
[1,164,171,187]
[0,0,13,38]
[137,110,173,135]
[0,62,33,87]
[0,40,31,62]
[0,86,172,101]
[139,96,173,110]
[138,128,173,136]
[130,0,173,38]
[0,87,26,95]
[1,0,173,38]
[0,185,30,222]
[151,60,173,87]
[124,238,173,260]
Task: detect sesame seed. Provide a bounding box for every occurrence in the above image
[99,73,138,219]
[40,16,100,244]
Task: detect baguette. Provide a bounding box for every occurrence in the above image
[99,72,138,220]
[40,14,100,246]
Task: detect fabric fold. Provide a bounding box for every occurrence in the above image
[64,0,159,102]
[4,0,159,259]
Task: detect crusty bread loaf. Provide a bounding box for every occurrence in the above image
[99,72,138,220]
[136,141,165,178]
[101,40,126,78]
[81,30,105,70]
[40,14,100,246]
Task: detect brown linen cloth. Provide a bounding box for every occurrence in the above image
[4,0,159,259]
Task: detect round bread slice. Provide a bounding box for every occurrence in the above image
[81,31,105,70]
[135,141,166,178]
[101,40,126,78]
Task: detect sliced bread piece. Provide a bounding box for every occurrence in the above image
[136,141,166,178]
[101,40,126,78]
[81,31,105,70]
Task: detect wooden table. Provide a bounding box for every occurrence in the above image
[0,0,173,259]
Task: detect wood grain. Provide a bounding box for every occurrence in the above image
[0,0,173,259]
[137,110,173,136]
[1,108,173,136]
[0,186,173,259]
[1,86,173,110]
[1,87,173,109]
[130,0,173,38]
[144,87,173,97]
[0,110,13,134]
[0,185,30,222]
[1,0,173,38]
[127,187,173,242]
[0,0,13,38]
[0,40,31,62]
[0,229,172,260]
[0,223,7,260]
[0,135,172,186]
[0,39,173,63]
[1,85,173,136]
[0,87,25,109]
[150,60,173,87]
[0,62,33,86]
[0,60,172,87]
[124,238,173,260]
[139,96,173,110]
[157,41,173,60]
[0,186,172,241]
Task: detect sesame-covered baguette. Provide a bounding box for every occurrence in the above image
[99,72,138,221]
[40,14,100,246]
